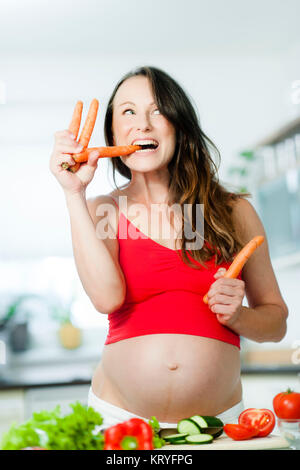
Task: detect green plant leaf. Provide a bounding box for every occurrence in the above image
[239,150,256,161]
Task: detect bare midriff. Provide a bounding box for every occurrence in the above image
[91,334,242,423]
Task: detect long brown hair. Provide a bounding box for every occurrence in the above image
[104,65,251,269]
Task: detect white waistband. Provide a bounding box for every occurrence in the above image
[87,387,244,430]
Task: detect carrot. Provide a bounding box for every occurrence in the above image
[62,99,98,172]
[68,100,83,139]
[73,145,142,162]
[62,145,142,172]
[66,101,84,173]
[203,235,264,304]
[78,98,99,149]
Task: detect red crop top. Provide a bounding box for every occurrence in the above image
[104,197,241,349]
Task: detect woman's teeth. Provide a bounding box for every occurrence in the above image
[136,147,158,153]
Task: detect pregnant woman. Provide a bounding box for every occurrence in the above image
[49,66,288,432]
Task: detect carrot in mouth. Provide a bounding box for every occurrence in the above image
[71,145,142,163]
[203,235,265,304]
[62,99,142,172]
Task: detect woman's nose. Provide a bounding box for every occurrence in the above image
[136,115,152,131]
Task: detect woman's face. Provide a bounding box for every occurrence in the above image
[111,75,176,171]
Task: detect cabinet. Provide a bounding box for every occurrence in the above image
[253,117,300,263]
[0,390,25,436]
[256,168,300,259]
[23,384,90,420]
[0,384,90,437]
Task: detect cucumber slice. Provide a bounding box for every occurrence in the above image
[205,427,223,439]
[196,415,224,428]
[185,434,213,444]
[164,433,189,442]
[189,415,208,429]
[189,415,208,428]
[177,419,202,435]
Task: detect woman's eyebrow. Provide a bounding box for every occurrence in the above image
[118,101,156,107]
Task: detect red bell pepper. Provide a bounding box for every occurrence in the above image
[104,418,154,450]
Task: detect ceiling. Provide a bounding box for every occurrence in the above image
[1,0,300,56]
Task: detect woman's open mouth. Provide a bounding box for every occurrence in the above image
[132,140,159,154]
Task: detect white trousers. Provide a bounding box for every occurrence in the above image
[88,386,245,432]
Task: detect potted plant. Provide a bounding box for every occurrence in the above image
[227,149,257,193]
[50,294,81,350]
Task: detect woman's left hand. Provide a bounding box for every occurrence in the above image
[207,268,245,327]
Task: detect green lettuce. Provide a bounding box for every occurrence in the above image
[1,402,104,450]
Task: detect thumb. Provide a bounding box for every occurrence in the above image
[87,150,100,168]
[214,267,227,279]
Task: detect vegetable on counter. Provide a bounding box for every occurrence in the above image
[203,235,265,304]
[273,389,300,419]
[223,423,259,441]
[238,408,275,437]
[223,408,275,441]
[104,418,154,450]
[1,402,105,450]
[163,414,224,445]
[148,416,166,448]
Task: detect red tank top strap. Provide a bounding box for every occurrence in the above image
[110,196,119,209]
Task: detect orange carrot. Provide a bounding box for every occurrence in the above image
[68,100,83,139]
[62,99,98,172]
[203,235,264,304]
[66,101,83,172]
[73,145,142,162]
[78,98,99,149]
[63,145,142,172]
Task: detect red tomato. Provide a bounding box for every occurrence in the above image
[238,408,275,437]
[224,423,259,441]
[273,389,300,419]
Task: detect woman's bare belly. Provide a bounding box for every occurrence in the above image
[91,333,242,423]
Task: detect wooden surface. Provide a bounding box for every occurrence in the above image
[159,433,289,450]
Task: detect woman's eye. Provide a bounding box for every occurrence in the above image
[123,108,161,115]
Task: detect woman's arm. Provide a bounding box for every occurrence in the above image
[65,191,126,314]
[207,198,288,343]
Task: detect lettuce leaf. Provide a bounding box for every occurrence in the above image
[1,401,104,450]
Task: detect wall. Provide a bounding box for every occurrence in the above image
[0,51,289,258]
[0,47,299,348]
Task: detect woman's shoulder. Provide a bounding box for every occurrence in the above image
[230,196,264,244]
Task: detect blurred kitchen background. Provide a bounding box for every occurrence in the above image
[0,0,300,433]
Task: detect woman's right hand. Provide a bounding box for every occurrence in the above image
[49,129,100,195]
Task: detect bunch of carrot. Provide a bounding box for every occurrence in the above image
[62,99,142,172]
[203,235,264,303]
